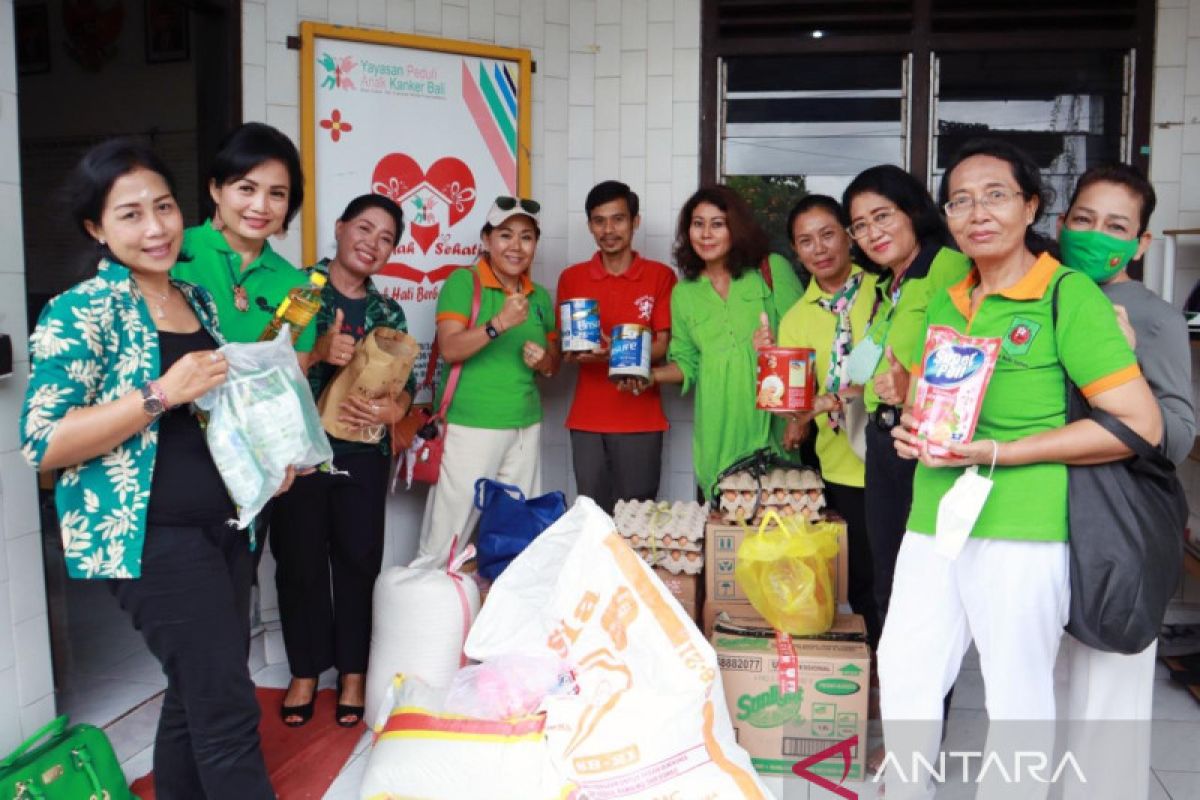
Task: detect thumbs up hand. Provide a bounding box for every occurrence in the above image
[872,346,910,407]
[316,308,358,367]
[753,312,775,350]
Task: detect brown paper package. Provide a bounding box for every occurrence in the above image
[317,327,418,442]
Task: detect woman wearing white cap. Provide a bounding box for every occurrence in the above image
[414,196,560,567]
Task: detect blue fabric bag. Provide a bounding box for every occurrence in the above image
[474,478,566,581]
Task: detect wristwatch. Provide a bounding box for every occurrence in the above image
[140,382,169,418]
[484,320,500,339]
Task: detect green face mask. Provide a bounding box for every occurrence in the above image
[1059,227,1140,284]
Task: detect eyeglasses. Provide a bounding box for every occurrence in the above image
[846,209,898,241]
[943,188,1025,218]
[495,196,541,214]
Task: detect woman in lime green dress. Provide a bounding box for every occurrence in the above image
[638,185,803,496]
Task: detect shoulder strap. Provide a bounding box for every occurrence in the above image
[434,268,483,419]
[759,256,773,291]
[1089,407,1171,467]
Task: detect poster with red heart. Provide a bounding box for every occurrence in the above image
[302,25,531,398]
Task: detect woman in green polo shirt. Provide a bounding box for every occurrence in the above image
[413,196,559,568]
[173,122,317,355]
[841,166,971,624]
[641,185,803,498]
[775,194,880,646]
[880,140,1162,800]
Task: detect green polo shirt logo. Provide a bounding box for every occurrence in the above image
[1002,317,1040,357]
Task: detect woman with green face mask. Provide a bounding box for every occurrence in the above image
[1058,164,1194,464]
[1056,163,1194,800]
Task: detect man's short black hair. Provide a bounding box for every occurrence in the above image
[585,180,639,218]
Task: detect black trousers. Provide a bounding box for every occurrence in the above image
[864,421,917,620]
[269,450,389,677]
[822,481,882,649]
[110,524,272,800]
[570,430,664,514]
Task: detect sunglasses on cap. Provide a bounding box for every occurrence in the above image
[494,196,541,214]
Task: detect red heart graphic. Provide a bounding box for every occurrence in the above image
[424,157,476,227]
[371,153,424,205]
[409,220,440,254]
[370,154,477,227]
[370,153,477,257]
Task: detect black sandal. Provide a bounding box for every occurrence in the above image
[336,675,365,728]
[281,679,317,727]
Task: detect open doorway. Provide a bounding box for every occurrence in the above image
[15,0,241,727]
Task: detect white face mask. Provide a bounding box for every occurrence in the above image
[845,333,885,385]
[934,444,999,560]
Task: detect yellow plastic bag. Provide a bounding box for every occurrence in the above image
[734,509,840,635]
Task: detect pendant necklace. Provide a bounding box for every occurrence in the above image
[146,285,171,319]
[233,285,250,312]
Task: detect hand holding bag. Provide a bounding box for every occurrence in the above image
[474,477,566,581]
[1,715,133,800]
[1053,276,1187,654]
[404,269,482,485]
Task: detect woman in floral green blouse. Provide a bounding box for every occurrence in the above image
[271,194,414,729]
[20,140,283,798]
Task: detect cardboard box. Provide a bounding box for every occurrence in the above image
[653,567,701,623]
[705,521,848,606]
[712,617,871,781]
[703,603,865,640]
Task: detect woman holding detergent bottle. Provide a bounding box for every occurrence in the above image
[882,140,1162,800]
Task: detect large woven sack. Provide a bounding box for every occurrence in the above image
[466,497,769,800]
[359,674,574,800]
[365,547,479,730]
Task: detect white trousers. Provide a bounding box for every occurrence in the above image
[878,532,1069,800]
[1057,636,1157,800]
[412,422,542,569]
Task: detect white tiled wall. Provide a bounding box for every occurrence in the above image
[0,0,55,754]
[1150,0,1200,607]
[1147,0,1200,298]
[242,0,701,650]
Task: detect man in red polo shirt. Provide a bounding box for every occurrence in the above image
[557,181,677,512]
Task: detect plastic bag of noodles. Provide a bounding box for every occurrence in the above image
[194,326,333,528]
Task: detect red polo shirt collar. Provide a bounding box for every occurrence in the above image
[587,251,648,282]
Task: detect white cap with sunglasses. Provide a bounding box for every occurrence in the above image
[485,195,542,227]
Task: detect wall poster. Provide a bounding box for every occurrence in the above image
[300,22,532,397]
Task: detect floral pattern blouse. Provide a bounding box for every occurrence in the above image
[20,259,225,580]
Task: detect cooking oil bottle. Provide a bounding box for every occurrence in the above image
[259,271,327,343]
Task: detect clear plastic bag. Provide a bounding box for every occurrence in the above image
[734,509,840,635]
[442,654,576,720]
[194,326,333,528]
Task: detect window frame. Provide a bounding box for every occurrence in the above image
[699,0,1156,187]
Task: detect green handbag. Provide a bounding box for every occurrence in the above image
[0,715,133,800]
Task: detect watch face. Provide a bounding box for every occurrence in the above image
[141,386,165,416]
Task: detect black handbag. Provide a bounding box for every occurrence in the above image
[1053,276,1186,654]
